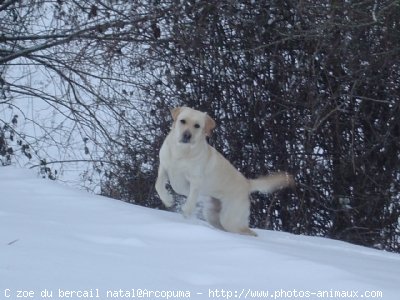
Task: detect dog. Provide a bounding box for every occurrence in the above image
[155,107,294,236]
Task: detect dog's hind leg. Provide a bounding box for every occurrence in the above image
[219,196,257,236]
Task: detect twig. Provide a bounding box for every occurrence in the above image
[7,239,19,245]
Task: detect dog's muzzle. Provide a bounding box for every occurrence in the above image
[180,130,192,143]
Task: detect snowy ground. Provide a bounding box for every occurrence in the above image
[1,167,399,300]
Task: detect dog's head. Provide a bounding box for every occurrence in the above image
[170,107,216,146]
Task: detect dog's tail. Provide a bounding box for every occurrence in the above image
[249,172,294,194]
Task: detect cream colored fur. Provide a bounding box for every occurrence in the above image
[155,107,294,236]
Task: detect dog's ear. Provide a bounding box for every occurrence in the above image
[204,114,216,136]
[170,107,181,121]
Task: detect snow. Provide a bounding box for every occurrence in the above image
[1,167,399,300]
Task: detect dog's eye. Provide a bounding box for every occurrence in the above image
[194,124,200,129]
[180,119,186,124]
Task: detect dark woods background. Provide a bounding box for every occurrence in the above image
[1,0,399,252]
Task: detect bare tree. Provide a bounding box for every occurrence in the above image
[0,0,167,183]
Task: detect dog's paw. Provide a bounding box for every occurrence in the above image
[160,193,174,208]
[181,202,195,218]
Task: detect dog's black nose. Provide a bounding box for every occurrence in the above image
[181,130,192,143]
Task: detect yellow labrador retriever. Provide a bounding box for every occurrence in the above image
[155,107,294,236]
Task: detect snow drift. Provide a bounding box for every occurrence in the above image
[1,167,399,299]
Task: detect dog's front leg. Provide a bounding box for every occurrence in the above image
[182,184,199,218]
[155,165,174,207]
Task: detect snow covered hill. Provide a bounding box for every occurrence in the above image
[1,167,399,300]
